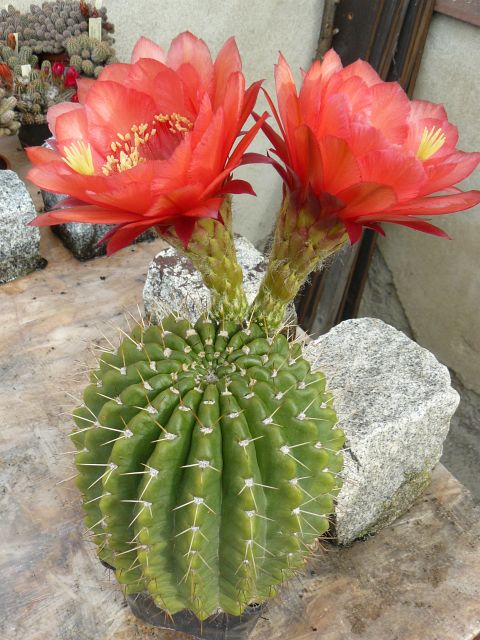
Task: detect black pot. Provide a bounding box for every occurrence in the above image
[18,123,51,148]
[126,592,264,640]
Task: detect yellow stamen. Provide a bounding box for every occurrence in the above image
[155,112,193,135]
[417,126,446,161]
[101,113,193,176]
[62,141,95,176]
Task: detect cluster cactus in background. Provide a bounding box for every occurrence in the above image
[26,32,480,628]
[65,34,117,78]
[0,62,19,136]
[14,60,75,125]
[0,4,117,129]
[0,44,38,75]
[0,1,114,54]
[0,86,19,136]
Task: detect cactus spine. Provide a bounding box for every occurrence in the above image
[72,314,343,619]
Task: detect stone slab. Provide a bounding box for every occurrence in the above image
[305,318,460,544]
[41,190,156,261]
[0,169,44,284]
[143,235,270,324]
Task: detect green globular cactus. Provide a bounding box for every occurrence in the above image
[71,314,344,620]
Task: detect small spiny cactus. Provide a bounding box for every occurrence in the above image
[65,34,116,77]
[0,86,19,136]
[72,314,344,620]
[14,67,75,125]
[0,44,38,74]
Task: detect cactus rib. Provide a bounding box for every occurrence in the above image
[72,315,344,620]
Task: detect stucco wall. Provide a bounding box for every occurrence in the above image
[14,0,325,246]
[378,14,480,393]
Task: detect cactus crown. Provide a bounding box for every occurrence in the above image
[72,314,343,619]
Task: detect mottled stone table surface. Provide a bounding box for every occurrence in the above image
[1,136,479,639]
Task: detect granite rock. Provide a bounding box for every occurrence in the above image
[41,190,156,261]
[0,170,44,284]
[143,235,274,324]
[304,318,460,544]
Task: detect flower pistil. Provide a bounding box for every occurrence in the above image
[63,141,95,176]
[417,126,446,161]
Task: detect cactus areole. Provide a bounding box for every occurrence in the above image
[25,31,480,634]
[72,315,343,619]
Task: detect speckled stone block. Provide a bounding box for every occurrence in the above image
[304,318,460,545]
[0,170,44,285]
[143,235,292,324]
[41,190,156,261]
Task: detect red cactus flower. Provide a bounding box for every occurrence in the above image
[262,49,480,242]
[64,66,79,88]
[0,63,12,89]
[27,33,266,253]
[52,62,65,77]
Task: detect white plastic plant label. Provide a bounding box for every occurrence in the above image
[89,17,102,41]
[20,63,31,78]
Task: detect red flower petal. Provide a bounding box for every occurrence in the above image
[31,206,139,225]
[104,221,154,255]
[339,58,382,87]
[386,191,480,215]
[131,36,165,64]
[171,218,196,246]
[344,220,363,243]
[358,148,426,201]
[213,36,242,110]
[54,107,89,145]
[385,219,450,238]
[167,32,214,96]
[188,109,225,185]
[338,182,397,218]
[369,82,410,145]
[26,146,59,165]
[76,78,95,104]
[97,63,131,83]
[421,151,480,195]
[47,102,82,138]
[409,99,447,123]
[85,81,157,136]
[319,136,361,195]
[275,54,301,146]
[218,179,256,196]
